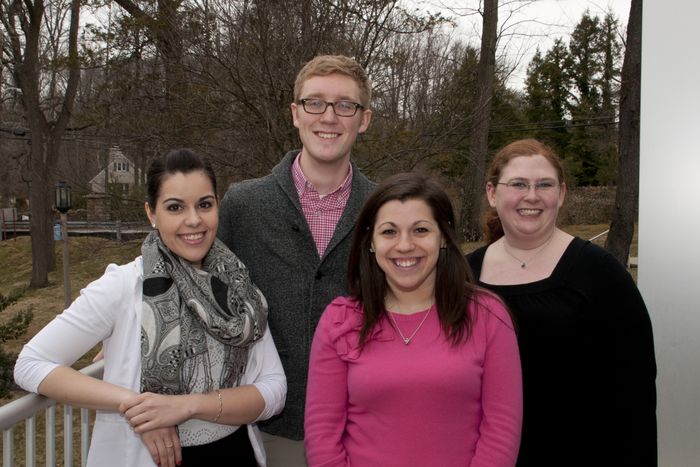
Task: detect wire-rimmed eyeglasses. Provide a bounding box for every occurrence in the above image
[496,180,561,192]
[298,98,364,117]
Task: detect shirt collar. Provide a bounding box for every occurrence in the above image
[292,153,353,199]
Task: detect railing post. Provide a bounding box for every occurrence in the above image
[116,220,122,242]
[25,416,36,467]
[3,428,13,466]
[80,408,90,467]
[64,406,73,467]
[46,405,56,467]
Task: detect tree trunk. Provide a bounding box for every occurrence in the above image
[459,0,498,242]
[7,0,81,288]
[28,135,56,288]
[605,0,642,266]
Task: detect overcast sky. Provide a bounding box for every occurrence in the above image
[427,0,632,90]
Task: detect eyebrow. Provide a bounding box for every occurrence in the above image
[376,219,435,228]
[506,177,557,181]
[303,93,358,101]
[162,194,216,204]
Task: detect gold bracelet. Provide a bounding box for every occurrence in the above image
[213,389,223,423]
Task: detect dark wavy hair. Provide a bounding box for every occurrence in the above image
[146,148,217,209]
[482,139,565,243]
[348,172,478,346]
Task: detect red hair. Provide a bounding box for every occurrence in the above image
[482,139,565,243]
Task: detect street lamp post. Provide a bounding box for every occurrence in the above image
[55,182,72,309]
[9,196,16,240]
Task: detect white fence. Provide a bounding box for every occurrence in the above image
[0,220,151,241]
[0,361,104,467]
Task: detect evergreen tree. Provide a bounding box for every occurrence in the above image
[566,11,603,185]
[525,41,572,153]
[595,12,624,185]
[524,10,623,186]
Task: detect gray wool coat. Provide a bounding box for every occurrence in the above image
[218,150,376,440]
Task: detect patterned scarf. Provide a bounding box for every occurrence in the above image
[140,231,267,395]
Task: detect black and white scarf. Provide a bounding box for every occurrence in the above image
[140,231,267,395]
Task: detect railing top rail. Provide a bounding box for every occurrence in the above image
[0,221,150,226]
[0,360,104,431]
[589,229,610,242]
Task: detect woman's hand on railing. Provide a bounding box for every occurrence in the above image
[140,426,182,467]
[120,392,191,433]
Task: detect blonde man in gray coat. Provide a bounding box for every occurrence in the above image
[218,55,375,466]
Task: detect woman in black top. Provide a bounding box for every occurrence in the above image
[467,138,656,466]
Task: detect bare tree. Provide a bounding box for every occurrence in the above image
[1,0,81,288]
[605,0,641,266]
[112,0,184,100]
[459,0,498,241]
[57,0,453,193]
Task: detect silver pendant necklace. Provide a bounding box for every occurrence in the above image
[387,306,433,345]
[502,230,556,269]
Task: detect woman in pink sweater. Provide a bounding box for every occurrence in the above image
[305,172,523,467]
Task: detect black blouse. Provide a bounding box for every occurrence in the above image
[468,237,657,467]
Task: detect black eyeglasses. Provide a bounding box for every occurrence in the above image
[298,98,364,117]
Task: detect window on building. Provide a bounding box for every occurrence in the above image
[113,162,130,172]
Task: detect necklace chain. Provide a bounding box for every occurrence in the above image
[502,231,556,269]
[387,306,433,345]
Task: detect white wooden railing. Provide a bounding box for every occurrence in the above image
[0,220,150,241]
[587,229,638,267]
[0,361,104,467]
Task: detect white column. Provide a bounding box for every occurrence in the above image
[639,2,700,465]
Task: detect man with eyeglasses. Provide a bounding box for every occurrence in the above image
[218,55,375,466]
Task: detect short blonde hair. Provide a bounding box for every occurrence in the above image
[293,55,372,107]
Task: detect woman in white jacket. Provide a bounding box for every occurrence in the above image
[15,149,286,467]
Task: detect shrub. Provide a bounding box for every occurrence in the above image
[560,186,616,225]
[0,289,34,398]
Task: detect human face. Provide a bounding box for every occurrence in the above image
[291,73,372,168]
[371,199,444,302]
[145,170,218,269]
[486,154,566,243]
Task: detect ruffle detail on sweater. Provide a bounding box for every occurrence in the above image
[326,297,394,361]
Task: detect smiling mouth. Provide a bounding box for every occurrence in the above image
[181,232,205,242]
[517,209,542,216]
[317,132,340,139]
[393,258,419,268]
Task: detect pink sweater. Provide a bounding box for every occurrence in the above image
[304,294,522,467]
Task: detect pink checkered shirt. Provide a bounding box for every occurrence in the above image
[292,155,353,257]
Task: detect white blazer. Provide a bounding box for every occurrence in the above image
[14,258,286,466]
